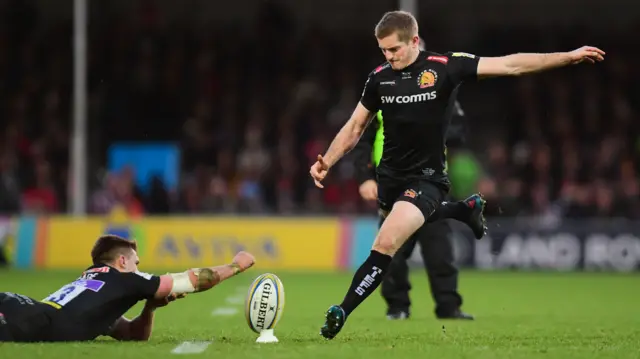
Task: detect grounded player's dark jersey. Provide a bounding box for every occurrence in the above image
[41,264,160,340]
[359,50,479,185]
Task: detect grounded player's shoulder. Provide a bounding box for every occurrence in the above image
[81,265,115,279]
[111,269,157,282]
[80,265,153,283]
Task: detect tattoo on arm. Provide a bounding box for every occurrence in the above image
[229,263,241,275]
[195,268,219,291]
[191,263,243,293]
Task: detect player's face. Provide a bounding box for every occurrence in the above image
[377,33,419,70]
[119,249,140,273]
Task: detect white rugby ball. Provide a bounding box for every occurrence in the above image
[245,273,285,333]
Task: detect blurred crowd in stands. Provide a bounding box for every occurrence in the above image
[0,0,638,220]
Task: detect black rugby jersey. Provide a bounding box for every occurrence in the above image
[359,50,479,184]
[41,264,160,340]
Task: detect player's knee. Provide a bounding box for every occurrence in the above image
[373,201,425,256]
[372,232,400,256]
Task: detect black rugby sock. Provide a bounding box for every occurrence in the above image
[427,201,468,223]
[339,250,392,317]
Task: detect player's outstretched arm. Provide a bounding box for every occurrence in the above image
[155,251,256,299]
[108,294,185,341]
[476,46,605,79]
[108,252,255,341]
[310,102,373,188]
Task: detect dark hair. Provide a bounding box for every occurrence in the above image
[91,235,137,265]
[375,11,419,43]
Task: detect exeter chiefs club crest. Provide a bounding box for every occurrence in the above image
[418,69,437,88]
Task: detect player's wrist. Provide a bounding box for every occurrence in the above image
[321,154,335,169]
[143,302,157,312]
[229,262,242,275]
[558,52,573,64]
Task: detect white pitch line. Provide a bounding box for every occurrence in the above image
[225,295,244,305]
[211,291,244,316]
[211,307,239,316]
[172,286,247,353]
[171,341,211,354]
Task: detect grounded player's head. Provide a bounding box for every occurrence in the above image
[375,11,420,70]
[91,235,139,272]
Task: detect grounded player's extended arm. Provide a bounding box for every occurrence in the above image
[322,102,374,168]
[476,46,605,79]
[155,251,255,299]
[109,252,254,341]
[116,260,244,341]
[109,301,157,341]
[109,293,188,341]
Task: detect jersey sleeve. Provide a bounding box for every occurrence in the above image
[445,52,480,85]
[359,73,380,112]
[121,271,161,300]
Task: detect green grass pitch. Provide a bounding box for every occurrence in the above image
[1,269,638,359]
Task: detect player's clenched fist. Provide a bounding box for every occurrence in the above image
[232,251,255,271]
[568,46,605,65]
[310,154,330,188]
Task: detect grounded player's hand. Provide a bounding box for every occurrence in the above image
[359,180,378,201]
[148,293,186,309]
[310,154,330,188]
[568,46,605,65]
[233,251,255,272]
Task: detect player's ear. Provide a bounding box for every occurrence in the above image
[411,35,420,48]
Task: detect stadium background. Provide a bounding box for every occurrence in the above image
[0,0,638,273]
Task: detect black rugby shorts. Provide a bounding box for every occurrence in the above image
[0,292,55,342]
[377,176,447,219]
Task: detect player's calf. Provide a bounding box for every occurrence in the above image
[350,201,424,309]
[321,202,424,340]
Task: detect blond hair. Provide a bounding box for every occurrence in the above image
[375,11,419,43]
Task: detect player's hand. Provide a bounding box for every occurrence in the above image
[233,251,255,272]
[567,46,605,65]
[148,293,187,309]
[309,154,330,188]
[359,180,378,201]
